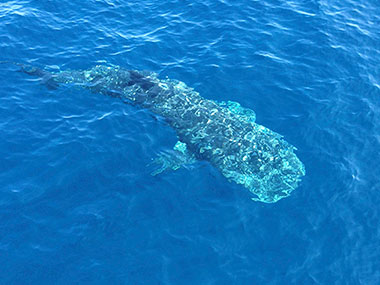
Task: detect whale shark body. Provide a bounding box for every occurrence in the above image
[16,63,305,203]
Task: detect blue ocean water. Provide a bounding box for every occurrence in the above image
[1,0,380,283]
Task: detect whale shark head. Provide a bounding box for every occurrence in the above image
[214,124,305,203]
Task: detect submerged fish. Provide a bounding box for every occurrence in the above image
[12,63,305,203]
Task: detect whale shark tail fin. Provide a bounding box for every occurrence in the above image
[1,61,59,90]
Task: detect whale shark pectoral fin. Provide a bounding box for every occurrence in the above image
[173,141,188,154]
[215,100,256,123]
[149,154,182,176]
[41,74,59,90]
[150,141,196,176]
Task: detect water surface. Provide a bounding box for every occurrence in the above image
[1,0,379,283]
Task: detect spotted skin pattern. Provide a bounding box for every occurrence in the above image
[23,64,305,203]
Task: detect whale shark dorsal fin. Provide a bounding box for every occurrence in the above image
[139,70,158,79]
[150,141,196,176]
[215,100,256,123]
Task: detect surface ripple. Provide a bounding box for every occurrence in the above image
[1,0,380,283]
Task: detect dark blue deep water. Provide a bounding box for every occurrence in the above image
[1,0,380,284]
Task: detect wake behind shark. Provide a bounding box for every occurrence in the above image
[14,63,305,203]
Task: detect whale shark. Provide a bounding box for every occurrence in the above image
[11,62,305,203]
